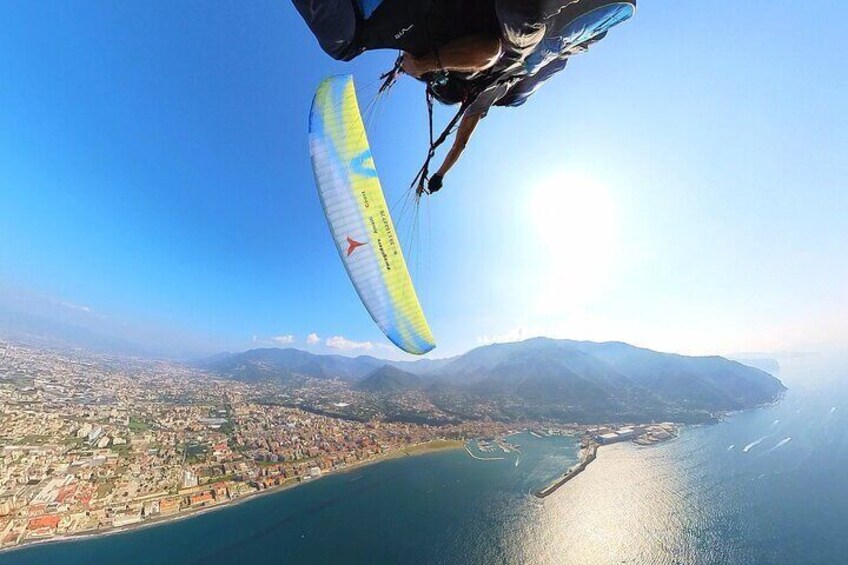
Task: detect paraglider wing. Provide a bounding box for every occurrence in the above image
[308,75,436,355]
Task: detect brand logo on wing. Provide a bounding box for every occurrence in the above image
[346,236,367,256]
[394,25,414,40]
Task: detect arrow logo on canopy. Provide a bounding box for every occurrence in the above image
[346,236,367,256]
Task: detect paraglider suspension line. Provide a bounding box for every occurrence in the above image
[379,53,405,94]
[412,86,471,197]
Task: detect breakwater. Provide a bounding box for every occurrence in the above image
[465,444,505,461]
[534,443,598,498]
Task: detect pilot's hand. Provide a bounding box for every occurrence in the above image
[428,173,444,193]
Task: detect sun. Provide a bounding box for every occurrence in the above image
[526,171,619,312]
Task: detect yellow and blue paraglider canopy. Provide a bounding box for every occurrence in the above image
[308,75,435,355]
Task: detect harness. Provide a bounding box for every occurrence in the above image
[380,51,517,195]
[374,0,526,196]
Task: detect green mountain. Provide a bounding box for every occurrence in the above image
[355,365,423,394]
[205,338,786,423]
[198,347,384,384]
[426,338,785,422]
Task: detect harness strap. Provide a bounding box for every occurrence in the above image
[411,85,474,196]
[379,52,405,94]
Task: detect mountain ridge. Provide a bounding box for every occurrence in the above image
[200,338,786,423]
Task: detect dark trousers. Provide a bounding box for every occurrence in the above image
[291,0,360,60]
[290,0,633,60]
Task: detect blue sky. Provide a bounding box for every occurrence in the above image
[1,2,846,359]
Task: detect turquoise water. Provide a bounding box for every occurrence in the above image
[5,357,848,564]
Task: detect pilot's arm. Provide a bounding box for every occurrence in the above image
[428,112,482,192]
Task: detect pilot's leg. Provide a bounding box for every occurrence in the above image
[290,0,360,60]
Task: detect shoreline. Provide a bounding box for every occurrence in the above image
[0,439,463,556]
[1,424,690,552]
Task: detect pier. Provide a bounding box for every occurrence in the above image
[464,444,505,461]
[533,423,678,498]
[534,443,598,498]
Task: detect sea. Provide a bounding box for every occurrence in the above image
[4,355,847,565]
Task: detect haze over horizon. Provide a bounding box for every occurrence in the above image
[2,2,846,360]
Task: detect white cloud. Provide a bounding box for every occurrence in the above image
[325,335,374,351]
[476,326,540,346]
[270,335,295,345]
[306,333,321,345]
[60,301,92,313]
[252,334,296,346]
[46,296,94,315]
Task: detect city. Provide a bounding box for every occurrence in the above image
[0,340,532,550]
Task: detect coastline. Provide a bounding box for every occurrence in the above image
[0,439,464,556]
[0,423,704,553]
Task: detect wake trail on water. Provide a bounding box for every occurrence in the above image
[743,436,769,453]
[727,444,735,451]
[766,437,792,453]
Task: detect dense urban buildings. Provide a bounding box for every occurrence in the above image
[0,341,527,549]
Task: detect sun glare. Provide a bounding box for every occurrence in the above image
[526,172,619,313]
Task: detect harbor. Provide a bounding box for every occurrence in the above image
[464,437,522,462]
[534,424,678,498]
[535,441,598,498]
